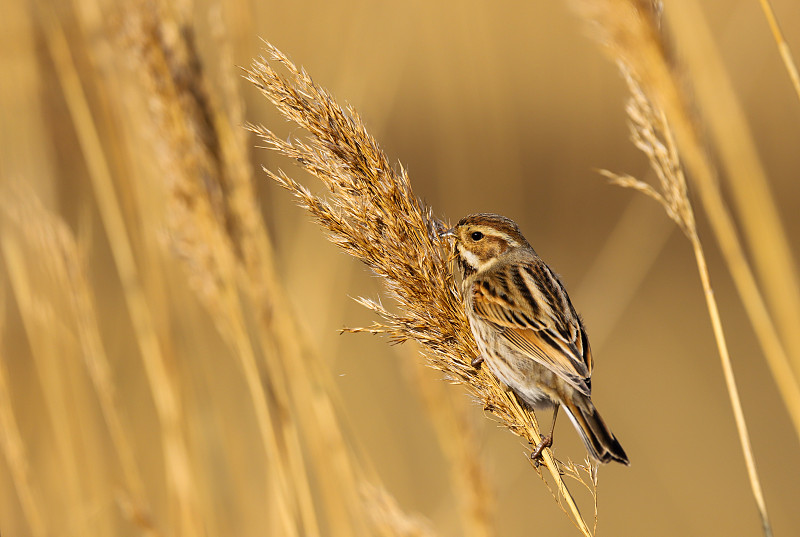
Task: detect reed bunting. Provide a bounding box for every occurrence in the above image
[441,213,628,465]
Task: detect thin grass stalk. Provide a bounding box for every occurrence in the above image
[1,232,88,529]
[407,352,494,537]
[758,0,800,104]
[245,43,595,536]
[117,4,313,534]
[600,67,773,536]
[665,0,800,380]
[34,3,202,533]
[212,30,372,534]
[689,235,772,537]
[569,1,800,446]
[0,285,47,537]
[208,19,343,536]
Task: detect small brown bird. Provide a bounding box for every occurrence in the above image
[442,213,629,465]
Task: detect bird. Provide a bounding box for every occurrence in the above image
[440,213,629,465]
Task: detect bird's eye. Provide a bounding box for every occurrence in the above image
[471,231,484,241]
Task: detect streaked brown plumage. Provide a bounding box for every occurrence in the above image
[443,213,629,465]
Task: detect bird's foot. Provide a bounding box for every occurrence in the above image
[530,433,553,467]
[471,354,485,369]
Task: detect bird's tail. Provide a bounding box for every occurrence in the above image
[562,395,629,465]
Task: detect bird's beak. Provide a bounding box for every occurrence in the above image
[438,227,456,240]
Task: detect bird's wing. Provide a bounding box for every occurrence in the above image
[471,262,592,395]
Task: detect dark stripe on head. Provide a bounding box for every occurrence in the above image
[457,213,530,246]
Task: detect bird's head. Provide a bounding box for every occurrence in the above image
[440,213,530,276]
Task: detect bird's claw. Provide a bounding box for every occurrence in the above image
[530,433,553,467]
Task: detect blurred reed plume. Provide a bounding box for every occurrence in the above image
[0,1,444,536]
[122,4,401,536]
[245,43,599,535]
[0,189,97,537]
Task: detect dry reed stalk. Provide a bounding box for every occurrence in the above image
[406,351,494,537]
[35,2,203,534]
[1,187,160,535]
[600,68,773,537]
[119,4,314,536]
[211,13,448,536]
[204,19,377,532]
[245,43,596,536]
[759,0,800,104]
[120,3,380,536]
[0,2,57,206]
[1,221,90,532]
[0,284,47,537]
[569,0,800,450]
[569,2,800,534]
[665,1,800,380]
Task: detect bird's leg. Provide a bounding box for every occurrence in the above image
[531,405,559,465]
[471,354,484,369]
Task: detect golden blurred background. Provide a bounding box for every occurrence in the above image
[2,0,800,536]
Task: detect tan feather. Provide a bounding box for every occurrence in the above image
[470,266,592,395]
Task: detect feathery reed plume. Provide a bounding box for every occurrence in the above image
[245,43,597,535]
[598,74,694,238]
